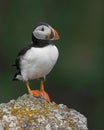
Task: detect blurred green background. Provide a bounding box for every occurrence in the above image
[0,0,103,129]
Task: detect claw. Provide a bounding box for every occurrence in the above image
[30,90,50,102]
[40,91,50,102]
[30,90,41,97]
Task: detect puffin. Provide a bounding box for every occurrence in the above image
[13,22,59,102]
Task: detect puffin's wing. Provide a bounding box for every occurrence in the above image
[17,43,34,56]
[12,43,34,70]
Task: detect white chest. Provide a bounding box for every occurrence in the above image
[20,45,59,81]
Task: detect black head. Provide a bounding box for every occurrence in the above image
[32,22,59,42]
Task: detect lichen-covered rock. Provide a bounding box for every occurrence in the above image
[0,94,88,130]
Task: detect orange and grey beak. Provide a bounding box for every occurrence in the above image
[48,27,59,40]
[51,28,59,40]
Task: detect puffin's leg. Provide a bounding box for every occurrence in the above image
[26,80,50,102]
[40,79,45,92]
[26,81,41,97]
[26,82,31,94]
[39,79,51,102]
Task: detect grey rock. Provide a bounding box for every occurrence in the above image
[0,94,88,130]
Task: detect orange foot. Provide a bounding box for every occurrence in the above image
[30,90,50,102]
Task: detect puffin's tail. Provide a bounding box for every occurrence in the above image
[12,72,23,81]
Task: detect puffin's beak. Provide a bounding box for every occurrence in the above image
[51,28,59,40]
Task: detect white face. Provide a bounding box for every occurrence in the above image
[33,25,51,40]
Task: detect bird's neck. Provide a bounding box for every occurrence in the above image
[32,35,54,48]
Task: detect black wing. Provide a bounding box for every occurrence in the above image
[12,43,35,80]
[13,43,34,70]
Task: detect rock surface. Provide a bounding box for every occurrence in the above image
[0,94,88,130]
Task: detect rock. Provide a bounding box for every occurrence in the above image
[0,94,88,130]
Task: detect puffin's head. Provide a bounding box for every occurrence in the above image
[32,22,59,41]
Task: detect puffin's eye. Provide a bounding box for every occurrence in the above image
[41,27,44,31]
